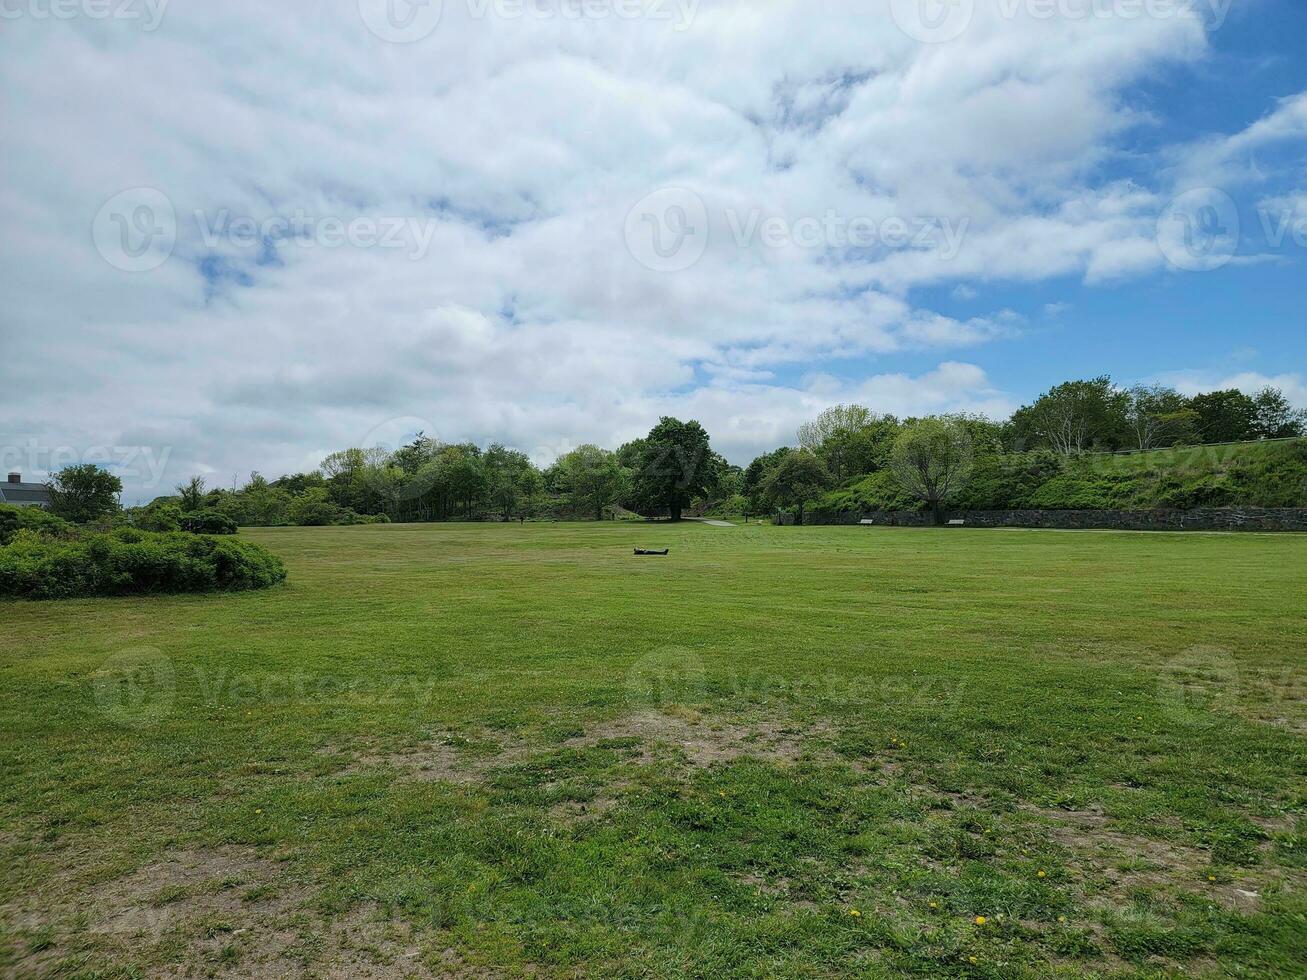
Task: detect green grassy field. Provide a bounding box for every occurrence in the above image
[2,523,1305,978]
[1079,440,1298,475]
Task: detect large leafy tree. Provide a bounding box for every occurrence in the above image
[320,446,389,514]
[1125,385,1198,450]
[890,418,974,525]
[760,452,833,525]
[483,444,540,521]
[1190,389,1258,443]
[1007,377,1130,453]
[743,447,793,515]
[797,404,901,481]
[1252,387,1306,439]
[436,444,487,519]
[555,445,628,520]
[47,464,122,523]
[629,417,719,521]
[390,433,442,475]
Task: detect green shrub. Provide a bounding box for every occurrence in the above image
[334,509,391,525]
[1222,439,1307,507]
[0,505,74,545]
[0,528,287,600]
[132,501,183,532]
[288,495,340,526]
[952,451,1065,509]
[180,510,239,535]
[809,439,1307,513]
[809,469,919,517]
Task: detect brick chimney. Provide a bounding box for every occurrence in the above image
[7,472,20,485]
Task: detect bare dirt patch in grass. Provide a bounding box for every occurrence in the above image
[565,707,837,769]
[1033,806,1297,913]
[729,871,819,913]
[337,709,839,802]
[333,730,534,786]
[541,709,840,822]
[88,846,294,938]
[2,846,467,978]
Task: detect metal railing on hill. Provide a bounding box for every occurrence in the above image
[1076,436,1303,459]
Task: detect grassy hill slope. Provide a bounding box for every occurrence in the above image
[815,438,1307,516]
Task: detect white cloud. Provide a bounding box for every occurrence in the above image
[1158,370,1307,408]
[0,2,1296,498]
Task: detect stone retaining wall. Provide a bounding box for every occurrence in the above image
[797,508,1307,532]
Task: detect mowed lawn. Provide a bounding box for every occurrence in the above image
[1,524,1304,978]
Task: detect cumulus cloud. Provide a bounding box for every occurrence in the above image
[0,2,1300,499]
[1159,370,1307,408]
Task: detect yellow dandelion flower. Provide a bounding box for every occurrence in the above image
[975,915,987,925]
[1037,870,1047,878]
[929,901,939,909]
[849,908,861,917]
[1057,915,1067,923]
[968,956,978,964]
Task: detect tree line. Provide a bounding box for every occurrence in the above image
[23,378,1307,529]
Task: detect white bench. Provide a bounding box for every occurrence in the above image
[948,519,966,526]
[860,519,876,525]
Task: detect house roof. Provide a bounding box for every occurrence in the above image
[0,480,53,506]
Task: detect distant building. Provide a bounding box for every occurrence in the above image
[0,473,53,509]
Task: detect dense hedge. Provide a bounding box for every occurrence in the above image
[0,527,287,600]
[810,439,1307,516]
[179,510,239,535]
[0,504,74,545]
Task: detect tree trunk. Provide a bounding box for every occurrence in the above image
[931,499,944,526]
[797,502,805,525]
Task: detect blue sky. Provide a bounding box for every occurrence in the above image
[1,0,1304,501]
